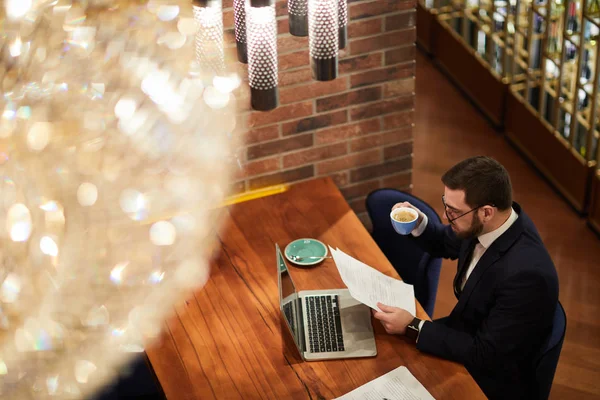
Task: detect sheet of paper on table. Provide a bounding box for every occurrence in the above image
[333,366,435,400]
[329,246,416,315]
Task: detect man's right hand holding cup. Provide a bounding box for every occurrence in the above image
[390,202,425,235]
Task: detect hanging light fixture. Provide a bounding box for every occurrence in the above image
[308,0,339,81]
[338,0,347,49]
[233,0,248,63]
[246,0,279,111]
[193,0,225,75]
[229,0,343,110]
[289,0,308,36]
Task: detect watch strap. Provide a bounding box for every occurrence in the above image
[405,317,421,341]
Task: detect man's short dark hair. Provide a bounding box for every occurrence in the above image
[441,156,513,211]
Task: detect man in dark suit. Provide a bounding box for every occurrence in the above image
[373,156,559,399]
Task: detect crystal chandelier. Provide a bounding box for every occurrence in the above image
[0,0,239,398]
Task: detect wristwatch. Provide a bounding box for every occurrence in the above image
[405,317,422,342]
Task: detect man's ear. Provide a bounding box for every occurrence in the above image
[482,205,495,222]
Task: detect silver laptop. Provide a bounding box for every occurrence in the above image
[277,244,377,361]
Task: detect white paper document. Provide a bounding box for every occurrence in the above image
[333,366,435,400]
[329,246,416,315]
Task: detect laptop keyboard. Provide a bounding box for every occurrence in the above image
[283,301,293,324]
[305,295,345,353]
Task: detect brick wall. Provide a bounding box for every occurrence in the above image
[224,0,416,228]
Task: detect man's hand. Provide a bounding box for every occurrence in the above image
[391,201,425,227]
[372,302,414,335]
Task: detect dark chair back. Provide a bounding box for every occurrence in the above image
[90,354,165,400]
[534,301,566,399]
[365,189,443,316]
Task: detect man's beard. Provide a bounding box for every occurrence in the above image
[454,212,484,240]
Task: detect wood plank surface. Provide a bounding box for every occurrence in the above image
[146,177,484,399]
[413,50,600,399]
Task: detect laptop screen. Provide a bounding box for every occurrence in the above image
[277,244,305,353]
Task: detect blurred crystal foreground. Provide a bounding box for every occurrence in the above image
[0,0,239,398]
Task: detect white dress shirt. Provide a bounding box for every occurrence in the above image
[460,208,518,289]
[410,207,519,335]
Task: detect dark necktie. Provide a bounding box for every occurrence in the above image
[454,238,479,299]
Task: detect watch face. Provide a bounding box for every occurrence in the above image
[406,318,420,341]
[406,325,419,340]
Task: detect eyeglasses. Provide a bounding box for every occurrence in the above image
[441,195,482,223]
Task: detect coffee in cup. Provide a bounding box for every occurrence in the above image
[392,209,417,223]
[390,207,419,235]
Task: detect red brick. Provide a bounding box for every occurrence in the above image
[383,111,414,130]
[329,171,350,187]
[224,29,236,45]
[350,63,415,88]
[230,180,246,195]
[383,78,415,97]
[279,68,313,87]
[315,118,381,144]
[349,127,412,152]
[245,125,280,144]
[237,157,281,179]
[339,53,383,74]
[280,77,349,104]
[350,0,416,20]
[280,50,309,70]
[278,18,289,34]
[218,0,416,198]
[338,47,350,59]
[224,45,238,64]
[247,133,313,160]
[235,111,249,130]
[358,212,373,231]
[385,45,416,65]
[350,156,412,183]
[348,18,383,38]
[384,141,413,160]
[248,165,314,190]
[350,97,414,120]
[316,87,382,112]
[249,101,313,127]
[232,61,249,81]
[349,197,367,214]
[223,10,234,30]
[317,149,382,175]
[283,143,348,168]
[235,84,252,112]
[276,0,287,17]
[350,29,416,55]
[278,35,307,54]
[382,171,412,189]
[385,11,416,31]
[341,179,382,200]
[282,110,348,136]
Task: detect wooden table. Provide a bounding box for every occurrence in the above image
[146,177,485,399]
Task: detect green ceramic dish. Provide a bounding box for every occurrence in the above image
[284,238,328,266]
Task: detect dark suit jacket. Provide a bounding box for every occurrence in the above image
[412,202,558,399]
